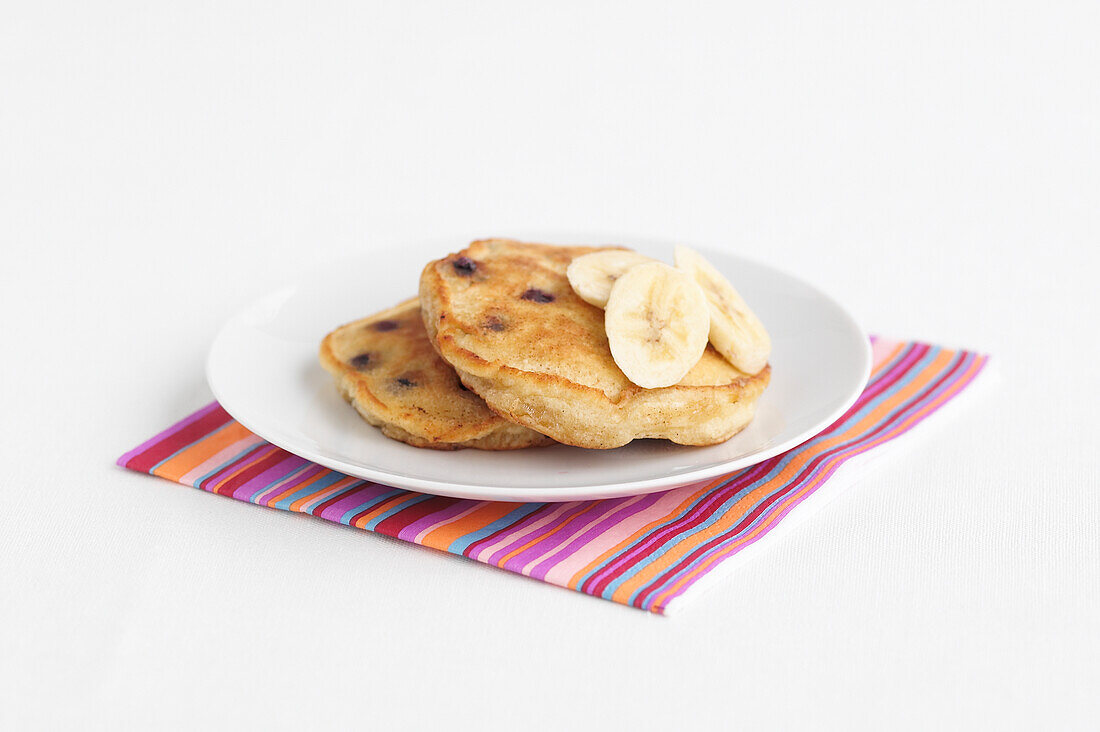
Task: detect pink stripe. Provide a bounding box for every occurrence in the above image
[315,482,394,521]
[486,501,600,566]
[412,503,488,544]
[854,344,929,407]
[502,496,644,574]
[203,444,283,493]
[471,504,575,564]
[199,444,281,491]
[231,454,314,501]
[116,402,223,467]
[252,463,326,505]
[300,476,362,513]
[581,466,777,590]
[546,480,714,588]
[176,434,266,487]
[528,491,668,582]
[597,349,939,593]
[652,353,987,609]
[397,499,475,543]
[871,337,901,367]
[518,494,652,578]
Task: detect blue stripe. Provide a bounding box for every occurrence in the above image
[337,488,407,525]
[447,503,545,555]
[271,470,347,510]
[866,340,917,390]
[601,346,945,602]
[573,347,927,593]
[193,443,269,490]
[571,483,739,593]
[361,493,436,530]
[246,460,316,504]
[633,350,975,608]
[299,481,367,513]
[148,419,237,473]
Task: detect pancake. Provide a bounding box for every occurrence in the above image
[319,298,555,450]
[419,239,770,449]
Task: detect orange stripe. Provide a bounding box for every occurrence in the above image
[608,348,957,604]
[352,493,419,528]
[566,474,733,591]
[261,468,333,507]
[419,502,523,552]
[495,503,603,568]
[758,349,954,487]
[203,444,278,493]
[648,354,984,610]
[288,475,359,512]
[872,342,906,377]
[152,421,255,482]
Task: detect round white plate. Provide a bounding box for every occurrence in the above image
[207,234,871,502]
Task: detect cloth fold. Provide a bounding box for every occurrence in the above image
[118,337,986,614]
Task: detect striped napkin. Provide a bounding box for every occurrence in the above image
[118,338,987,614]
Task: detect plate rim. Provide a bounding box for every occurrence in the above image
[206,238,872,502]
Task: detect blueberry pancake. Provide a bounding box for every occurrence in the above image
[419,239,770,449]
[319,298,554,450]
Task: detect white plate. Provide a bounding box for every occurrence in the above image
[207,234,871,502]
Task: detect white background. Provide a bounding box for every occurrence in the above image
[2,2,1097,729]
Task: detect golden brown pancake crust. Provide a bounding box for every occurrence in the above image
[419,239,770,449]
[319,298,555,450]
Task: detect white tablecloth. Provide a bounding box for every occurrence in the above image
[2,2,1096,729]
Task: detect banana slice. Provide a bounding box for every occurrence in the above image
[674,245,770,375]
[567,250,656,308]
[604,262,710,389]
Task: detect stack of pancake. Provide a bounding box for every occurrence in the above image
[319,239,770,450]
